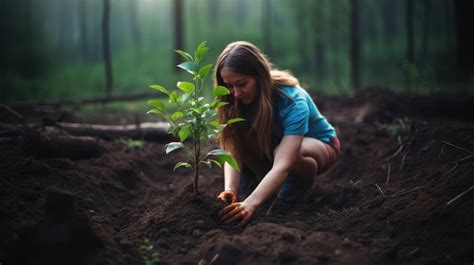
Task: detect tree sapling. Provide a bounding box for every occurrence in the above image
[147,41,243,195]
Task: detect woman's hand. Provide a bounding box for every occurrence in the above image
[219,199,257,226]
[217,190,238,205]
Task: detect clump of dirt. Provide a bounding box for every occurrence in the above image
[1,90,473,265]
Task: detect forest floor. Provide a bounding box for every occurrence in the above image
[1,90,473,265]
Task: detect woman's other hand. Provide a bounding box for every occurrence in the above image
[219,200,256,226]
[217,190,238,205]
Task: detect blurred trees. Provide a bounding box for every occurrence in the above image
[1,0,472,103]
[102,0,113,97]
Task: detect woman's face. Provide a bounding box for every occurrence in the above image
[220,68,258,105]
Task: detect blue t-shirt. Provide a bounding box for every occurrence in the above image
[276,86,336,144]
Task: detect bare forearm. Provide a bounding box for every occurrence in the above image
[224,163,241,192]
[245,166,289,207]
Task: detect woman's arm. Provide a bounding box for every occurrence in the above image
[245,135,303,207]
[220,135,303,225]
[223,162,241,192]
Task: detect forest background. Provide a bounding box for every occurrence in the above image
[1,0,473,107]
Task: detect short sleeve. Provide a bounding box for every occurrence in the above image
[281,96,309,136]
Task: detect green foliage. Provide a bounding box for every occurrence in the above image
[139,238,160,265]
[387,118,409,139]
[147,41,243,194]
[120,138,145,151]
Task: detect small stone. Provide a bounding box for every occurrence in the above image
[342,238,352,248]
[334,249,342,255]
[192,229,203,238]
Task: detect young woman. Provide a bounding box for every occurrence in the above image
[215,41,341,226]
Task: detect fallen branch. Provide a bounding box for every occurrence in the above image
[446,185,474,206]
[440,140,474,155]
[392,186,426,198]
[56,122,171,141]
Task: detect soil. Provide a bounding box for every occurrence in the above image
[1,90,473,265]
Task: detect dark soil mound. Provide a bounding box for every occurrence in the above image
[1,90,473,265]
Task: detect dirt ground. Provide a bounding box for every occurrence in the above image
[1,90,473,265]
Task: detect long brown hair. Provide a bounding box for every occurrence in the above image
[214,41,299,160]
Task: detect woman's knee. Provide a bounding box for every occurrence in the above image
[291,154,318,178]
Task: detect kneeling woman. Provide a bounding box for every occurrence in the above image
[215,41,341,226]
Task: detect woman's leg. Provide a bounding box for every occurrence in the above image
[289,137,337,186]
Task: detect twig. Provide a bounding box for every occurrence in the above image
[399,152,408,172]
[0,104,24,121]
[440,140,474,155]
[392,186,426,198]
[386,144,404,161]
[385,163,391,184]
[444,163,458,176]
[446,185,474,206]
[265,197,278,216]
[375,184,385,195]
[456,154,474,163]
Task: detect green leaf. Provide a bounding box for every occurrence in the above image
[178,126,191,142]
[148,99,165,110]
[177,62,197,74]
[208,121,221,129]
[169,91,179,104]
[195,41,209,62]
[214,101,229,108]
[175,50,193,62]
[147,109,163,116]
[173,162,191,171]
[213,86,230,97]
[227,118,245,125]
[165,142,184,154]
[171,111,184,121]
[209,159,222,168]
[177,81,195,94]
[150,85,170,95]
[198,64,213,79]
[207,149,240,170]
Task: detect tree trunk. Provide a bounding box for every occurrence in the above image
[453,0,474,81]
[174,0,184,70]
[405,0,414,91]
[79,0,89,60]
[102,0,113,97]
[420,0,431,66]
[262,0,272,56]
[129,0,142,54]
[208,0,219,25]
[350,0,361,91]
[330,0,341,91]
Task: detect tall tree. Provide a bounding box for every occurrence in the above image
[405,0,414,90]
[262,0,272,56]
[129,0,142,54]
[330,0,341,90]
[208,0,219,25]
[420,0,431,66]
[102,0,113,97]
[174,0,184,70]
[79,0,89,60]
[350,0,361,91]
[453,0,474,81]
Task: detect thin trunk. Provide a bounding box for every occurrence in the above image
[420,0,431,66]
[79,0,89,60]
[208,0,218,25]
[262,0,272,56]
[129,0,141,54]
[405,0,414,91]
[102,0,113,97]
[330,0,341,91]
[350,0,361,91]
[454,0,474,80]
[174,0,184,70]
